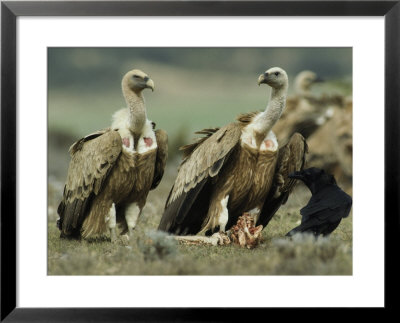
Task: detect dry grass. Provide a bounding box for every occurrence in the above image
[48,163,352,276]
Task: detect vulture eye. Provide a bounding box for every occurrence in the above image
[133,75,141,79]
[274,72,280,76]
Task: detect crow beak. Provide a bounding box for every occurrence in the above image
[289,171,304,180]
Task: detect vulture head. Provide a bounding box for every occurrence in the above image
[294,70,323,94]
[257,67,288,89]
[289,167,337,192]
[122,69,155,93]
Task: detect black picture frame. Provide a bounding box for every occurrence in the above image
[1,0,399,321]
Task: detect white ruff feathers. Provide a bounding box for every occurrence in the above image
[111,108,157,153]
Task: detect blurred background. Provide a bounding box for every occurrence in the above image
[48,47,352,181]
[48,47,353,275]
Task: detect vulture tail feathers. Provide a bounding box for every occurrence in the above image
[57,194,93,239]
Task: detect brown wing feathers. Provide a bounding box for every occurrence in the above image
[151,129,168,190]
[159,123,242,234]
[236,111,260,126]
[166,123,242,207]
[68,128,111,155]
[256,132,308,227]
[179,128,219,160]
[57,130,122,237]
[158,177,211,235]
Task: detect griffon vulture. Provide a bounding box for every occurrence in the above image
[273,70,348,145]
[307,98,353,190]
[293,70,324,97]
[158,67,307,245]
[57,69,168,241]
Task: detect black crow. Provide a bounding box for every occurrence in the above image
[286,167,352,237]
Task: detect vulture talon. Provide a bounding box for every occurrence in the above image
[121,234,130,245]
[211,232,230,245]
[128,227,135,237]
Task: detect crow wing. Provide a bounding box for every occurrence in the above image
[286,211,342,236]
[301,187,352,223]
[287,206,349,236]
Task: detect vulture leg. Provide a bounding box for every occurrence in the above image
[210,195,231,245]
[218,195,230,232]
[197,194,231,245]
[125,202,142,236]
[211,232,230,245]
[106,203,117,242]
[173,195,231,246]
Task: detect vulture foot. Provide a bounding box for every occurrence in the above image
[174,233,230,246]
[230,213,263,249]
[128,227,135,236]
[211,232,231,245]
[119,234,130,246]
[110,228,117,243]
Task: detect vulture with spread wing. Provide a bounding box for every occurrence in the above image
[57,69,168,241]
[158,67,306,244]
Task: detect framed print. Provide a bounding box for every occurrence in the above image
[1,0,399,321]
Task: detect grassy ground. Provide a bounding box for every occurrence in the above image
[48,160,352,275]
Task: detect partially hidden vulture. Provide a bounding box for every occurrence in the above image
[273,70,344,143]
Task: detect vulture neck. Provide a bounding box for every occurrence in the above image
[254,85,288,135]
[294,80,309,97]
[123,85,147,137]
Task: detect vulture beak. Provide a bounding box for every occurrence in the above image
[289,171,304,180]
[145,78,155,91]
[257,73,268,86]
